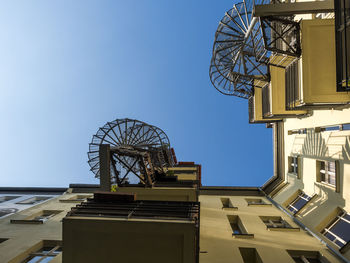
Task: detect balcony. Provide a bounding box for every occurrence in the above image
[261,64,307,118]
[285,19,350,109]
[249,87,281,123]
[63,192,200,263]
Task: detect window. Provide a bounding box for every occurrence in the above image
[21,241,61,263]
[317,161,337,189]
[288,156,299,175]
[287,250,330,263]
[0,196,21,203]
[287,192,313,215]
[227,215,254,238]
[0,208,18,218]
[246,198,270,206]
[59,195,92,203]
[11,210,62,224]
[288,129,307,135]
[220,198,237,210]
[335,0,350,91]
[0,238,8,244]
[322,210,350,249]
[16,196,50,205]
[260,216,297,230]
[315,123,350,132]
[239,248,263,263]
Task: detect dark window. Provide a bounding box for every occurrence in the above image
[335,0,350,91]
[322,211,350,248]
[239,248,263,263]
[220,198,237,209]
[287,192,312,214]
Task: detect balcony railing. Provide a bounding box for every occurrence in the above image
[248,96,255,123]
[67,199,200,222]
[285,59,300,110]
[262,84,271,117]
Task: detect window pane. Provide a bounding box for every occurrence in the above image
[329,218,350,243]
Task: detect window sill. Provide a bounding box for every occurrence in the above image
[315,182,336,191]
[222,207,238,211]
[10,219,43,224]
[232,233,254,239]
[59,199,85,203]
[340,241,350,254]
[287,172,300,179]
[267,227,300,232]
[247,203,272,207]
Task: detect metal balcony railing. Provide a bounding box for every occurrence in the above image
[67,199,200,222]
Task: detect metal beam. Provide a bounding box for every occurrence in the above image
[253,0,334,17]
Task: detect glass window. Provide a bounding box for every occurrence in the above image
[260,216,292,229]
[239,247,263,263]
[21,243,61,263]
[0,208,18,218]
[288,156,299,175]
[16,196,50,205]
[0,196,21,203]
[287,192,312,214]
[322,211,350,248]
[220,198,236,209]
[246,198,266,205]
[287,250,327,263]
[318,161,336,187]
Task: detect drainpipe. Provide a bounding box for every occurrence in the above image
[258,187,350,263]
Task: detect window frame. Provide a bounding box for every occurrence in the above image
[286,191,314,215]
[316,160,339,192]
[321,210,350,251]
[227,215,254,239]
[260,216,299,231]
[16,196,51,205]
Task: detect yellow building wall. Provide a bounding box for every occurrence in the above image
[199,194,339,263]
[0,192,85,263]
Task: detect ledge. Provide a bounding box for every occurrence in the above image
[222,207,238,211]
[248,203,272,207]
[10,219,43,224]
[232,233,254,239]
[267,227,300,232]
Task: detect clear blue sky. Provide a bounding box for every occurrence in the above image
[0,0,272,187]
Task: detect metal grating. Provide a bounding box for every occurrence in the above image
[67,199,200,222]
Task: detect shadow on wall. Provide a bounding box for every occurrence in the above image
[292,129,350,161]
[301,130,327,158]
